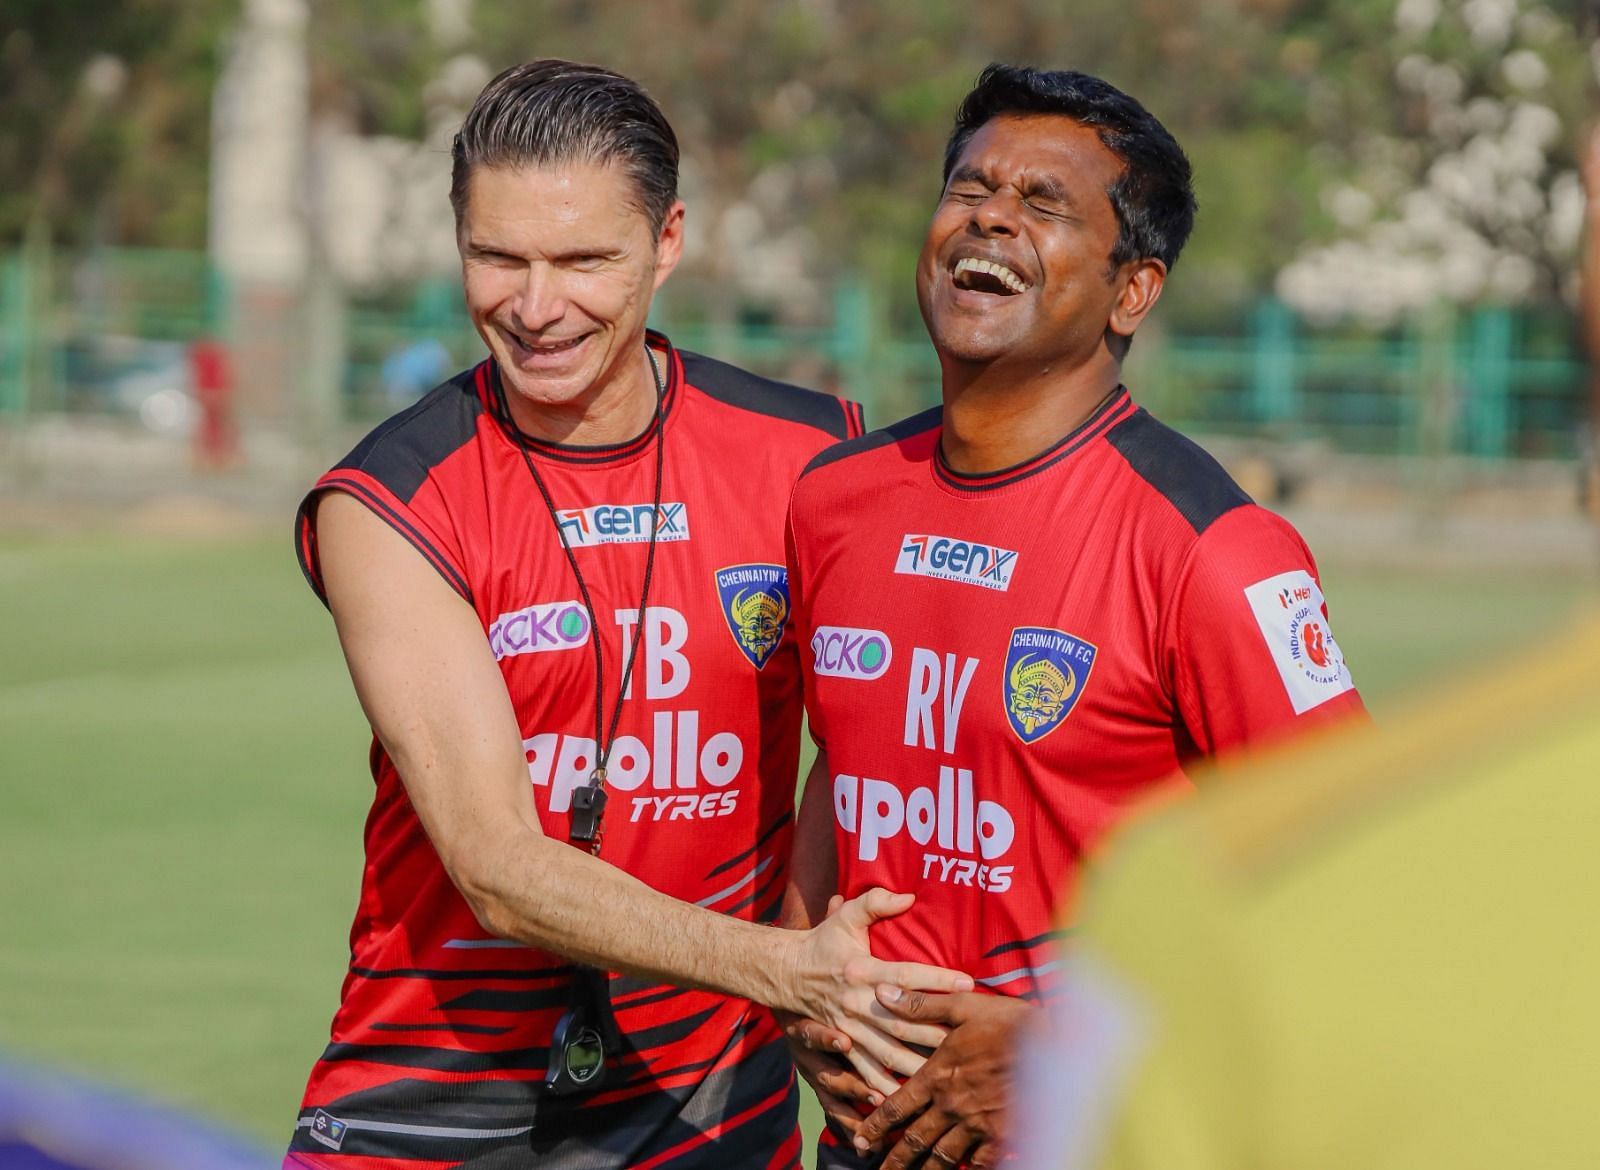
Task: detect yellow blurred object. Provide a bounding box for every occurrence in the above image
[1021,614,1600,1170]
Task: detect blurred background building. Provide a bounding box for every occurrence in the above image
[1,1,1597,1166]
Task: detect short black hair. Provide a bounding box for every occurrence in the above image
[450,60,679,235]
[943,65,1196,272]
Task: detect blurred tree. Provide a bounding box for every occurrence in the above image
[1275,0,1598,321]
[9,0,1591,323]
[462,0,1317,325]
[0,1,234,248]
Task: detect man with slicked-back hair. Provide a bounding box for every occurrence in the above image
[284,60,969,1169]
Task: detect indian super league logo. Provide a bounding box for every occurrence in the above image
[1002,626,1098,743]
[715,564,790,670]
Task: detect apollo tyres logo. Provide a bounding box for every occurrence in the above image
[811,626,892,680]
[1003,627,1098,743]
[895,534,1018,591]
[489,600,591,661]
[715,563,789,670]
[555,502,690,547]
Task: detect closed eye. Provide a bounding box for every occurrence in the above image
[557,250,622,270]
[465,245,522,265]
[945,185,990,205]
[1023,198,1073,221]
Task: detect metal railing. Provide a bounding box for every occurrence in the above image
[0,245,1587,460]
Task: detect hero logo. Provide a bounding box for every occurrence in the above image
[811,626,892,680]
[555,502,689,547]
[521,606,747,823]
[489,600,591,661]
[895,534,1017,592]
[833,767,1015,893]
[1243,570,1355,716]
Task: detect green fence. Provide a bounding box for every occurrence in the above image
[0,245,1587,460]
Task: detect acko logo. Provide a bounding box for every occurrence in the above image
[489,601,591,661]
[811,626,892,680]
[555,502,690,547]
[895,534,1017,591]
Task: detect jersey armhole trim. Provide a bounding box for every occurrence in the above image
[298,476,475,609]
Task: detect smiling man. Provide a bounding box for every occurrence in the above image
[782,66,1367,1169]
[284,61,974,1170]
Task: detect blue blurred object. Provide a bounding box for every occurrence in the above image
[381,336,451,404]
[0,1058,274,1170]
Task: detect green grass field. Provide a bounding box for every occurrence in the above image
[1,531,1594,1154]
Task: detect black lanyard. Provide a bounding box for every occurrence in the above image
[496,345,667,855]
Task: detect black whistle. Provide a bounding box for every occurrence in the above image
[571,783,608,842]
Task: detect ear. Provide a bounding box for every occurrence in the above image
[652,200,687,291]
[1107,257,1167,340]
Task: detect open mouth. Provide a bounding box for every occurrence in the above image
[951,257,1030,296]
[502,329,589,359]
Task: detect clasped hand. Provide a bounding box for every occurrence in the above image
[785,942,1032,1168]
[779,891,971,1094]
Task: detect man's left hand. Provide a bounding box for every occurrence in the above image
[853,988,1033,1169]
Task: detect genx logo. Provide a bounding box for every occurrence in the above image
[556,502,690,547]
[895,534,1017,592]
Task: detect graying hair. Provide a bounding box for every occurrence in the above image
[450,59,679,235]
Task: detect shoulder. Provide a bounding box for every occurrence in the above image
[331,365,487,503]
[797,405,943,484]
[1101,407,1252,537]
[678,348,862,440]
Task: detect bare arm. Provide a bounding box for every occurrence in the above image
[315,493,970,1022]
[778,746,951,1097]
[780,749,839,932]
[781,751,880,1121]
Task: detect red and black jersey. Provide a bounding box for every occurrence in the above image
[287,332,861,1169]
[787,388,1365,1008]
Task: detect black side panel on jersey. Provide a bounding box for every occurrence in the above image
[679,350,857,439]
[1105,409,1252,535]
[799,405,942,480]
[331,368,484,503]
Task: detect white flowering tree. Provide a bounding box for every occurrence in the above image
[1277,0,1596,323]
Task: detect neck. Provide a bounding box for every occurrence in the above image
[505,343,661,446]
[938,352,1121,475]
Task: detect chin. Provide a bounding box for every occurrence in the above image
[500,366,594,409]
[928,323,1013,367]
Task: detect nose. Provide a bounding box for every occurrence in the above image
[969,190,1022,238]
[512,264,567,333]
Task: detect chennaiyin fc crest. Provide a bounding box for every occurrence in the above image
[715,563,790,670]
[1003,626,1098,743]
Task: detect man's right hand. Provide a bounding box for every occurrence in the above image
[778,889,967,1094]
[778,1012,880,1141]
